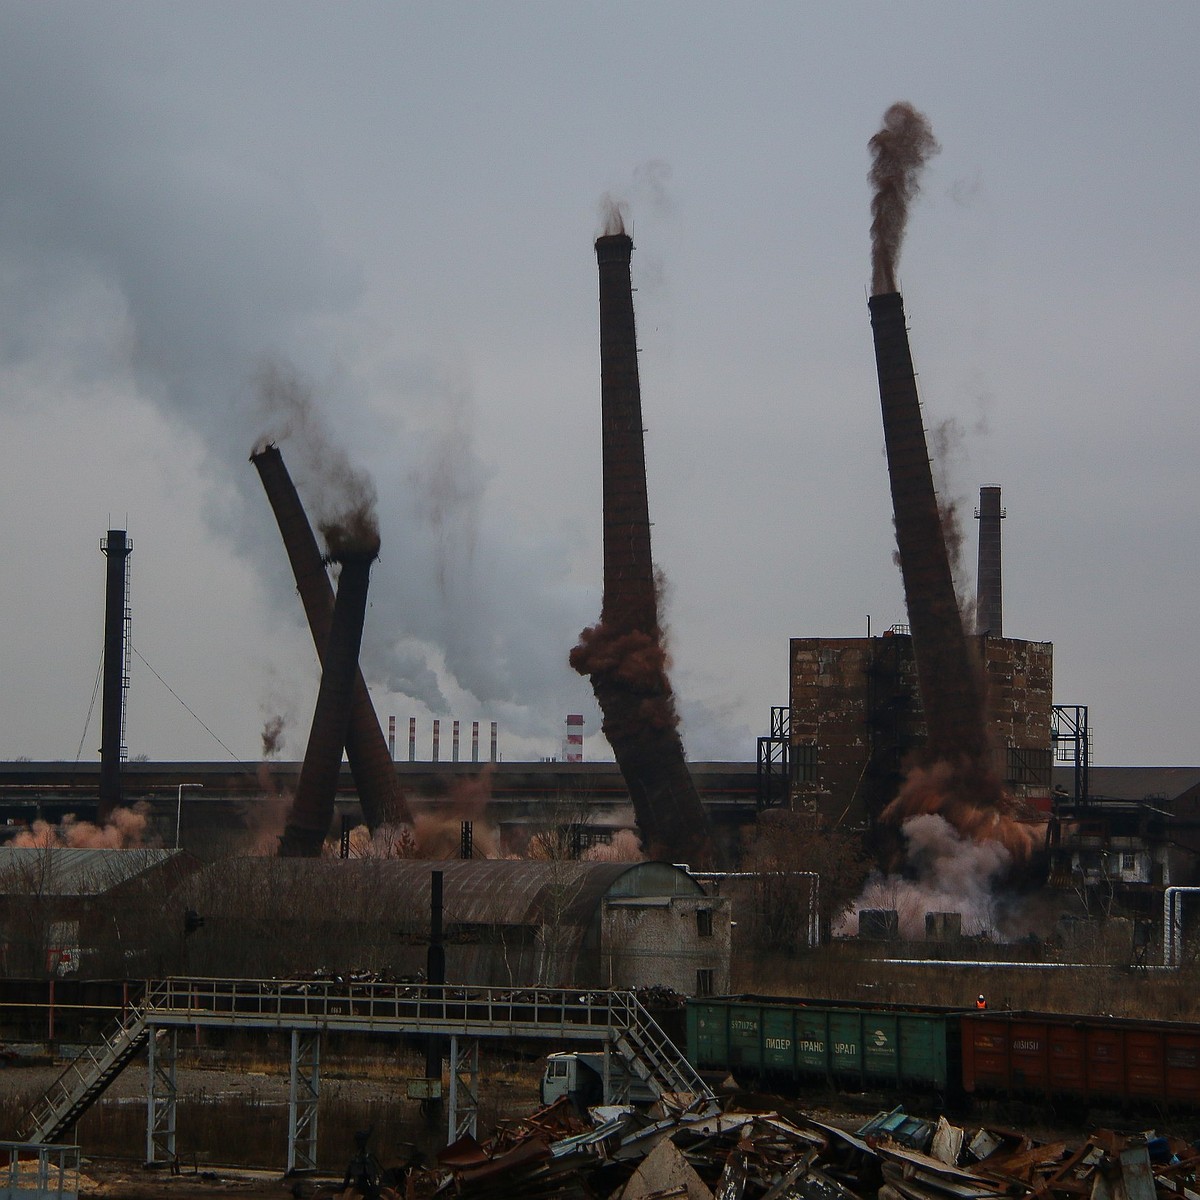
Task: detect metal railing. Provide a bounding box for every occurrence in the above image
[0,1142,80,1200]
[20,977,711,1145]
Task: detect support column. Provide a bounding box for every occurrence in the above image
[146,1026,177,1166]
[288,1030,321,1173]
[447,1036,479,1143]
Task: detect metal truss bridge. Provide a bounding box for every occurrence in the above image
[18,977,711,1172]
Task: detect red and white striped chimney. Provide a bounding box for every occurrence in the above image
[564,714,584,763]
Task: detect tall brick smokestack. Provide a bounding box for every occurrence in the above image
[570,227,718,868]
[251,445,410,828]
[975,486,1004,637]
[866,104,1030,860]
[280,548,377,856]
[868,291,990,767]
[98,529,132,822]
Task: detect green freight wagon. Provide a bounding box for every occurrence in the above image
[687,995,964,1097]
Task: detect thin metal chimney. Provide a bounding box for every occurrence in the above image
[251,446,410,828]
[975,486,1005,637]
[98,530,132,822]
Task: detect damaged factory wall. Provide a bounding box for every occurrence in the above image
[789,633,1053,827]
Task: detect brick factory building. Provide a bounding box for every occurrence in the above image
[789,629,1054,827]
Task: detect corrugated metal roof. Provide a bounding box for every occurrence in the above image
[187,858,702,927]
[0,848,183,896]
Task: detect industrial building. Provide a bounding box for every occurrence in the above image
[176,858,730,995]
[788,630,1054,827]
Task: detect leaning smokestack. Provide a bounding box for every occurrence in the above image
[98,530,132,822]
[869,291,991,766]
[867,103,1005,813]
[251,445,410,828]
[570,225,718,868]
[975,486,1004,637]
[280,546,377,856]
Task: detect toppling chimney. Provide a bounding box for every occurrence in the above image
[98,530,132,822]
[251,445,410,828]
[975,485,1004,637]
[280,549,376,856]
[869,291,990,767]
[570,230,717,868]
[865,104,1031,862]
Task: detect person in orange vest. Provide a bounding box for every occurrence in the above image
[976,994,987,1010]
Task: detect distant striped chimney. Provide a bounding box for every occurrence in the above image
[565,714,585,763]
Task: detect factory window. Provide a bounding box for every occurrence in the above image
[1006,746,1053,788]
[696,909,714,938]
[695,969,714,997]
[792,742,818,784]
[1121,852,1137,873]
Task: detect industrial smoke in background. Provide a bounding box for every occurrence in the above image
[866,102,1030,861]
[570,211,718,869]
[252,443,411,829]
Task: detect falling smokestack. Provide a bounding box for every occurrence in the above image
[570,229,718,868]
[866,104,1023,853]
[868,291,991,766]
[251,446,410,828]
[98,530,132,822]
[975,486,1004,637]
[280,549,377,856]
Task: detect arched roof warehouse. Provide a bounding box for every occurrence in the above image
[180,858,719,990]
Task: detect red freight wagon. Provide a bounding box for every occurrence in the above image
[962,1011,1200,1106]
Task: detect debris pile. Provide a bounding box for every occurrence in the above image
[383,1100,1200,1200]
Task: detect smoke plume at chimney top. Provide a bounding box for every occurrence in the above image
[252,359,379,559]
[598,194,629,238]
[869,102,940,296]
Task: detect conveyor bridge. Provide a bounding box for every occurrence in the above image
[18,977,710,1170]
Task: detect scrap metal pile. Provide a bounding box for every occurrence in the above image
[391,1097,1200,1200]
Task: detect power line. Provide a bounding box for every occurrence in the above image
[129,642,247,765]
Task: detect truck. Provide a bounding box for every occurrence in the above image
[539,1051,657,1109]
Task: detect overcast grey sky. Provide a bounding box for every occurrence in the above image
[0,3,1195,767]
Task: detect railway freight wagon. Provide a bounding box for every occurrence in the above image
[688,995,965,1098]
[961,1010,1200,1106]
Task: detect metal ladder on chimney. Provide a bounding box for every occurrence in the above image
[18,996,150,1145]
[609,993,713,1103]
